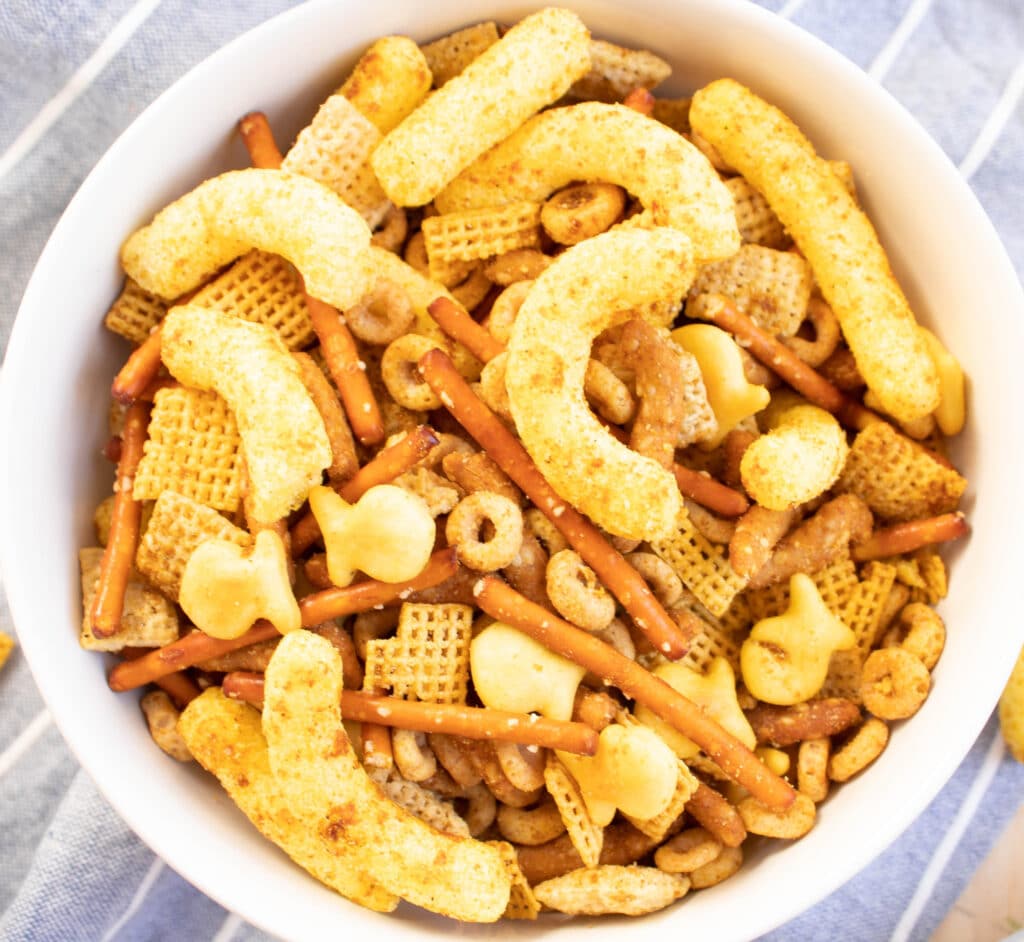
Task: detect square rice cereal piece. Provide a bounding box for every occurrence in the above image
[835,422,967,522]
[133,386,244,513]
[745,559,858,622]
[724,177,790,250]
[544,754,603,869]
[421,22,500,87]
[190,250,314,350]
[104,278,167,344]
[136,490,251,600]
[422,202,541,269]
[79,547,179,651]
[570,39,671,102]
[689,244,812,337]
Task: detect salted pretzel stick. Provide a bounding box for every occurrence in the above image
[221,672,598,755]
[121,647,202,708]
[852,512,968,562]
[622,87,656,115]
[700,295,877,430]
[238,110,385,447]
[419,348,689,658]
[108,549,458,692]
[102,436,122,464]
[475,576,796,810]
[111,328,163,405]
[427,296,506,364]
[290,425,440,555]
[90,401,149,639]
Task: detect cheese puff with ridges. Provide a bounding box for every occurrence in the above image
[689,79,939,423]
[437,102,739,263]
[161,305,331,524]
[372,8,591,207]
[121,168,372,309]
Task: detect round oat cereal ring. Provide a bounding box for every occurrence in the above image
[654,827,723,874]
[461,783,498,837]
[860,647,931,720]
[497,796,566,845]
[381,334,444,410]
[541,182,627,245]
[828,717,889,782]
[445,491,524,571]
[370,205,408,253]
[392,727,437,782]
[345,279,415,346]
[887,602,946,671]
[546,549,616,632]
[495,740,547,792]
[689,845,743,889]
[782,296,841,367]
[484,281,532,345]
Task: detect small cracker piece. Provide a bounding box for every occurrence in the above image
[689,244,812,337]
[177,688,399,912]
[570,39,672,103]
[282,94,391,230]
[724,177,790,250]
[745,559,859,623]
[161,305,331,524]
[421,22,501,87]
[488,840,541,920]
[79,548,179,651]
[136,490,251,600]
[650,510,748,617]
[0,632,15,672]
[624,758,699,841]
[534,865,690,916]
[133,385,245,513]
[378,773,470,837]
[544,754,604,869]
[363,602,472,703]
[104,278,167,344]
[422,202,542,273]
[836,422,967,522]
[189,250,314,351]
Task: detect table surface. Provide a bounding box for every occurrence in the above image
[1,2,1023,941]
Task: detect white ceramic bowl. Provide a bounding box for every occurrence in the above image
[3,1,1023,939]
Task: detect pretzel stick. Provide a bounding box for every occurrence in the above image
[475,576,796,810]
[102,436,122,464]
[121,647,202,708]
[427,296,506,364]
[238,110,385,447]
[289,425,440,555]
[111,328,163,405]
[699,295,877,430]
[419,348,689,658]
[90,402,150,638]
[108,549,457,692]
[851,512,968,562]
[222,673,598,755]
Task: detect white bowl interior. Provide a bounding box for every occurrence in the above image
[3,1,1023,939]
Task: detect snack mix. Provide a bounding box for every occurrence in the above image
[84,6,1001,923]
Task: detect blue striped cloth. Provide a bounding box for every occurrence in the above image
[1,1,1023,939]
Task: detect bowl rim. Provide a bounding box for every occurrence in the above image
[3,0,1024,939]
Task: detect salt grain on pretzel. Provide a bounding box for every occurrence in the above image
[419,348,690,657]
[475,577,796,810]
[89,401,149,638]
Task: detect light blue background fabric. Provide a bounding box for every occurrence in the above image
[1,2,1022,939]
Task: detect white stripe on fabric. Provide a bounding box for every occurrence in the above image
[889,732,1007,942]
[959,57,1024,181]
[99,857,166,942]
[0,709,53,779]
[0,0,163,183]
[777,0,811,21]
[210,912,244,942]
[868,0,934,82]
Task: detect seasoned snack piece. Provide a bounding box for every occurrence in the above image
[784,296,843,367]
[655,827,723,874]
[724,177,789,249]
[364,602,473,704]
[372,8,591,206]
[746,699,861,747]
[690,79,940,423]
[737,792,816,839]
[189,250,314,350]
[729,506,796,580]
[437,102,741,263]
[104,278,168,344]
[121,169,372,309]
[546,550,616,632]
[79,548,179,652]
[178,689,398,912]
[571,38,671,102]
[536,865,689,916]
[262,631,511,921]
[1000,647,1024,763]
[689,244,812,337]
[860,647,931,720]
[836,422,967,522]
[422,202,542,270]
[136,490,251,600]
[446,491,524,572]
[740,398,848,510]
[344,279,415,347]
[139,690,191,762]
[852,513,967,562]
[541,182,627,245]
[544,754,604,868]
[337,35,432,135]
[505,227,695,540]
[828,717,889,782]
[281,95,390,229]
[0,632,13,672]
[489,840,541,920]
[160,306,330,523]
[421,22,500,87]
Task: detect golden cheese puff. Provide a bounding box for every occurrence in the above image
[337,36,432,134]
